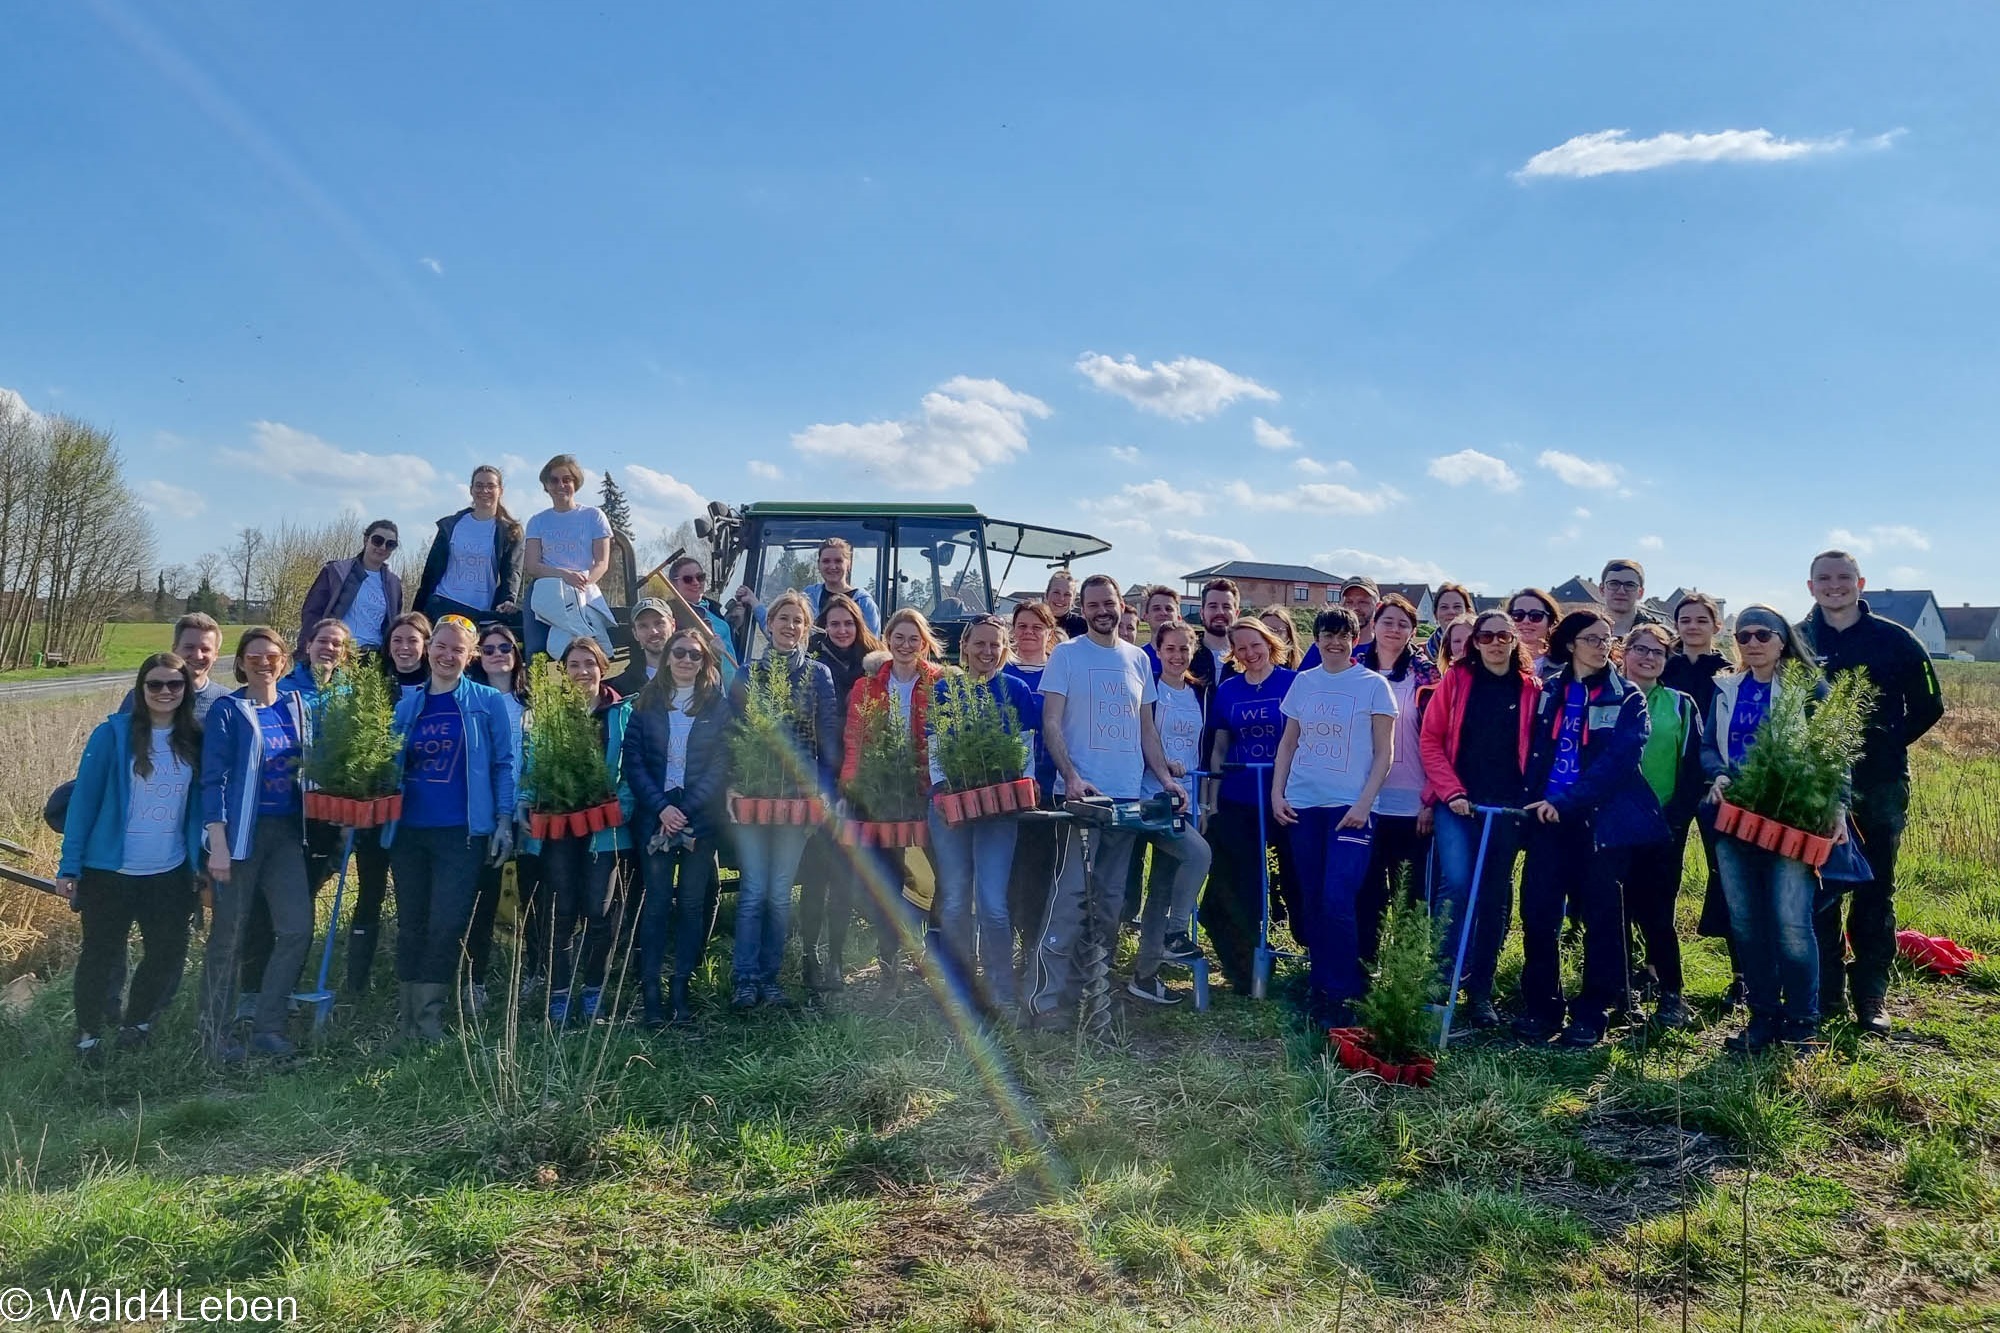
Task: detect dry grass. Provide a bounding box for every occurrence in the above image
[0,686,120,979]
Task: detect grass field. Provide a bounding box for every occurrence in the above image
[0,622,176,682]
[0,670,1995,1329]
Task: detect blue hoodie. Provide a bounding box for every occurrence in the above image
[60,714,206,879]
[381,675,517,844]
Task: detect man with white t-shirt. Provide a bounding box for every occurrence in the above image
[1270,606,1397,1026]
[1029,573,1185,1027]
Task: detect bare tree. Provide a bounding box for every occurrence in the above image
[640,518,705,571]
[393,535,431,607]
[227,527,267,609]
[160,563,195,600]
[256,512,362,641]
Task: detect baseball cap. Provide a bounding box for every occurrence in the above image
[632,597,672,621]
[1340,575,1380,596]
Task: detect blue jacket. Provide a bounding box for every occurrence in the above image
[382,676,518,844]
[623,692,732,842]
[59,715,205,879]
[201,690,313,862]
[522,694,635,855]
[1524,665,1667,848]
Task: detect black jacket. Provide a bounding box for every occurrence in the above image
[1797,601,1944,791]
[413,508,523,614]
[1660,650,1728,719]
[621,692,732,842]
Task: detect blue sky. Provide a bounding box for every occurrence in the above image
[5,2,1997,615]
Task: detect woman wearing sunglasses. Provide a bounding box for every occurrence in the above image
[1418,609,1540,1029]
[1618,622,1706,1029]
[625,628,732,1026]
[463,623,534,1008]
[1516,608,1666,1047]
[1506,588,1561,678]
[1701,607,1836,1053]
[57,653,206,1062]
[198,627,315,1062]
[297,519,406,661]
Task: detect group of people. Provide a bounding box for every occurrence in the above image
[55,454,1945,1064]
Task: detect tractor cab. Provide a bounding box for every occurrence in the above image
[694,502,1111,662]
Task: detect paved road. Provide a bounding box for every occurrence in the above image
[0,672,127,703]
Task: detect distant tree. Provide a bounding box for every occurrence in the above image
[227,527,266,610]
[599,471,635,544]
[639,517,704,573]
[187,577,225,619]
[153,570,169,619]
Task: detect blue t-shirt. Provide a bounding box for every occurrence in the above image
[1728,677,1772,765]
[1543,682,1588,801]
[402,689,469,829]
[1213,668,1296,806]
[255,704,301,818]
[1002,661,1055,791]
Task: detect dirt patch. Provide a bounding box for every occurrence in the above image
[1527,1113,1732,1234]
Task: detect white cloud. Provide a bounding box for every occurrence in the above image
[1827,524,1930,555]
[1426,448,1521,492]
[1514,127,1900,181]
[1075,352,1277,421]
[1252,417,1299,450]
[1638,534,1665,551]
[1107,444,1142,464]
[1163,528,1254,566]
[1294,456,1351,477]
[1572,507,1593,520]
[135,478,206,519]
[419,256,444,275]
[1888,565,1926,584]
[1223,479,1401,515]
[748,460,783,481]
[1312,547,1453,586]
[1537,449,1621,490]
[792,376,1049,489]
[0,386,42,427]
[624,464,704,517]
[1085,478,1209,520]
[223,421,448,508]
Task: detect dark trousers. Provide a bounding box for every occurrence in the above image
[1202,800,1297,991]
[796,830,855,973]
[1358,813,1428,965]
[515,852,550,980]
[464,850,538,989]
[1290,806,1377,1015]
[1817,780,1908,1012]
[542,837,622,995]
[74,866,194,1038]
[1009,806,1060,971]
[341,838,394,992]
[388,826,489,985]
[242,817,342,993]
[639,837,720,987]
[1519,819,1631,1026]
[1625,822,1690,996]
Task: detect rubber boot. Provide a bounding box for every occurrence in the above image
[413,983,449,1043]
[396,983,420,1044]
[344,929,375,994]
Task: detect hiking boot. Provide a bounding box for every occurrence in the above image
[1854,999,1891,1039]
[1161,932,1202,963]
[115,1023,152,1051]
[1125,975,1180,1006]
[760,982,795,1009]
[547,989,573,1026]
[1724,1019,1781,1055]
[1463,998,1502,1030]
[412,983,448,1043]
[1652,993,1694,1030]
[1782,1018,1826,1051]
[75,1035,105,1067]
[249,1031,296,1058]
[1511,1014,1557,1043]
[1557,1018,1606,1049]
[1723,976,1747,1009]
[731,984,761,1010]
[212,1038,248,1066]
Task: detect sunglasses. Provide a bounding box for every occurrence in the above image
[143,678,186,692]
[1735,628,1780,645]
[240,652,285,667]
[1510,608,1552,624]
[368,533,399,551]
[668,646,705,661]
[478,644,515,656]
[1472,630,1515,646]
[674,573,706,586]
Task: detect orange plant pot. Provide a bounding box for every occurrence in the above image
[1754,818,1786,852]
[1713,800,1743,836]
[604,801,624,829]
[1799,833,1834,869]
[1328,1027,1436,1087]
[530,811,551,840]
[585,804,608,834]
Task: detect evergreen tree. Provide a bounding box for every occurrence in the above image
[152,570,168,619]
[599,471,635,544]
[187,577,224,618]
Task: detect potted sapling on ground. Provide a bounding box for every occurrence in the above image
[523,660,620,839]
[839,692,929,847]
[303,657,403,827]
[1331,877,1442,1087]
[929,670,1035,825]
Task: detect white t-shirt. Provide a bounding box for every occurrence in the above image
[1374,669,1427,818]
[435,515,498,610]
[665,686,696,788]
[1039,636,1156,799]
[1143,679,1203,799]
[121,729,192,875]
[889,671,918,723]
[1279,664,1398,811]
[526,506,612,576]
[344,568,388,647]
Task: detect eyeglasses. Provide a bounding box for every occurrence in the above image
[143,678,186,692]
[1601,578,1641,592]
[1624,643,1668,659]
[368,533,399,551]
[668,646,705,661]
[240,652,285,667]
[479,644,515,656]
[1510,608,1551,624]
[1735,628,1779,645]
[1573,634,1613,649]
[1472,630,1516,646]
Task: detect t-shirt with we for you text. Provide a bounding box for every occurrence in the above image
[1039,636,1156,800]
[402,689,469,829]
[1279,664,1398,811]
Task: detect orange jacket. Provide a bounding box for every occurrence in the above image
[840,656,946,786]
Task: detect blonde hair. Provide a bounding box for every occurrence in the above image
[1228,615,1290,669]
[1253,608,1300,666]
[880,606,943,660]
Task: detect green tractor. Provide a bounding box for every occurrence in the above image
[687,501,1112,662]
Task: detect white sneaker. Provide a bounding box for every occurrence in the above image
[1126,976,1180,1006]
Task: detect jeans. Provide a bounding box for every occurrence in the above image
[1133,823,1211,978]
[1358,813,1428,964]
[1027,824,1138,1017]
[540,836,623,994]
[1718,837,1821,1029]
[732,823,811,988]
[342,837,394,992]
[1625,823,1690,995]
[73,866,194,1038]
[1430,806,1522,1005]
[201,816,312,1046]
[1203,800,1296,992]
[1519,818,1631,1027]
[640,836,720,989]
[388,826,489,985]
[929,807,1020,1008]
[1288,806,1376,1014]
[1817,780,1908,1012]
